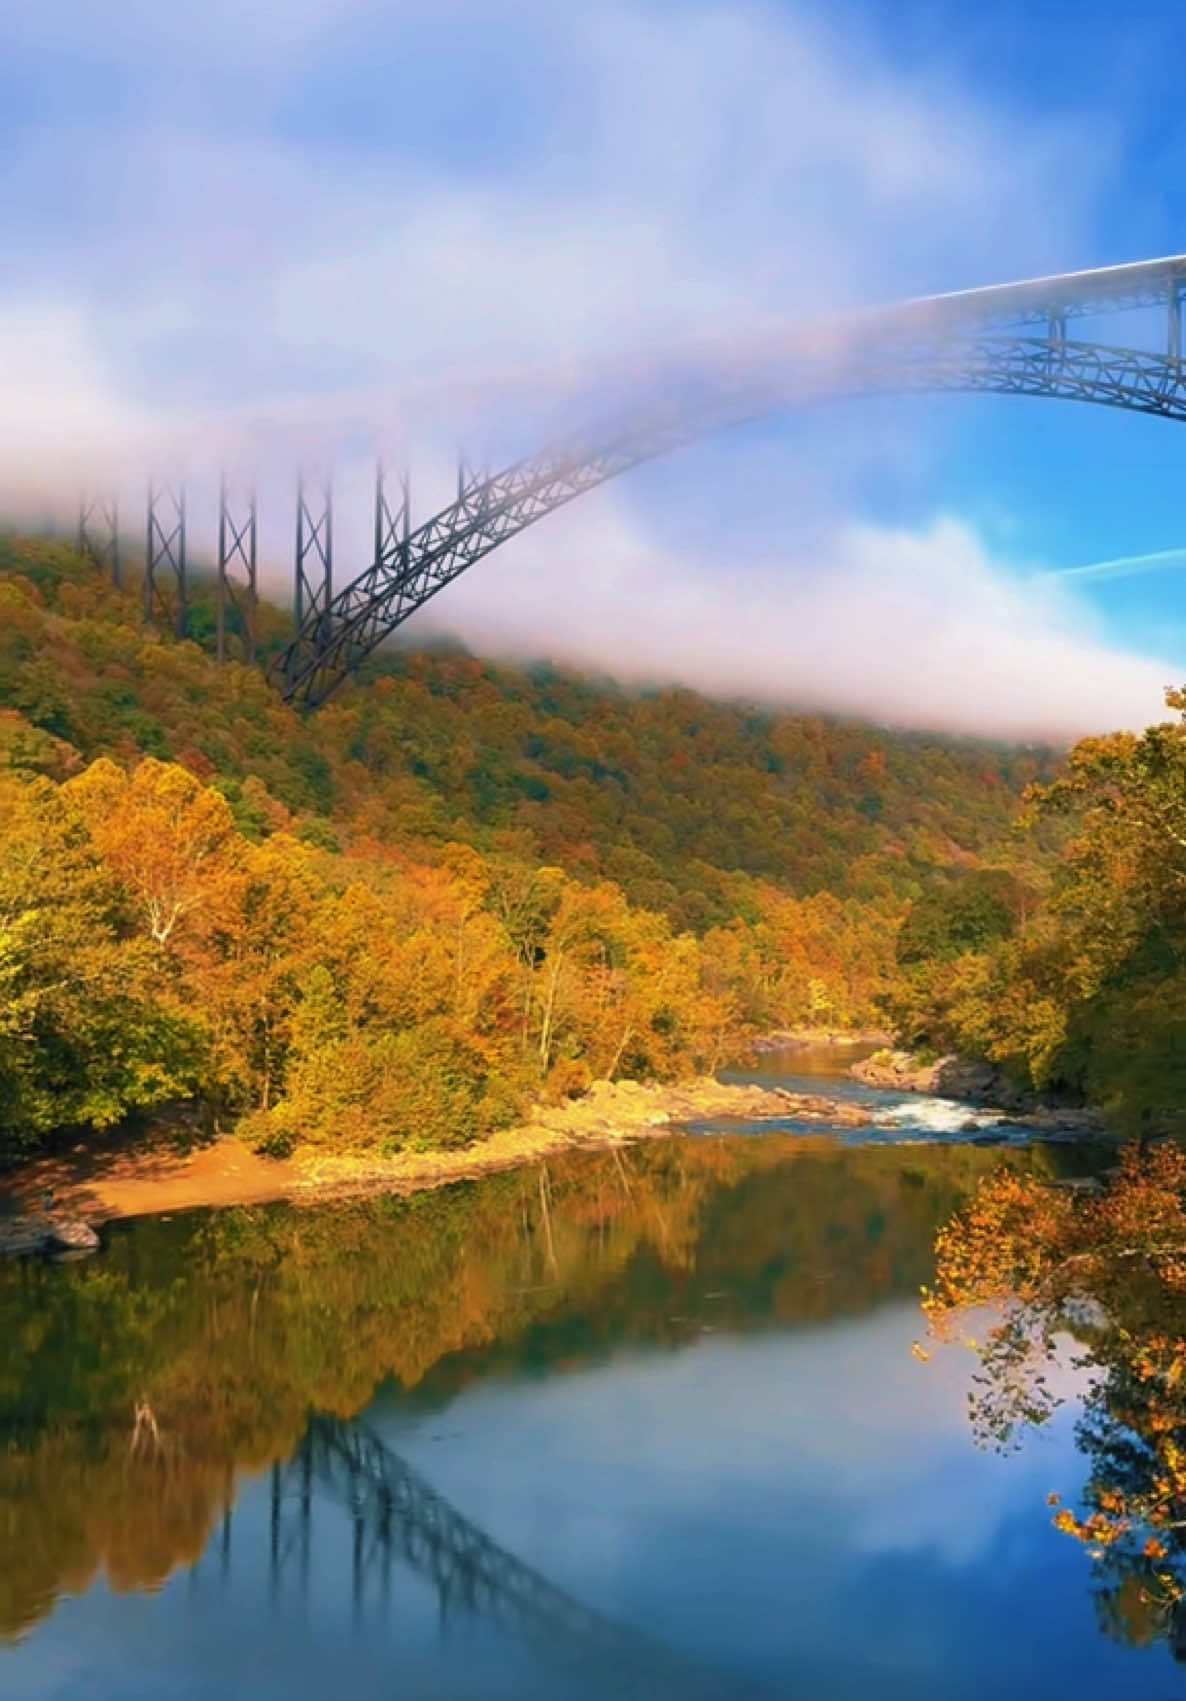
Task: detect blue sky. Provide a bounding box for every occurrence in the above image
[4,0,1186,737]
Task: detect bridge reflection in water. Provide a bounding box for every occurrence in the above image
[195,1414,735,1699]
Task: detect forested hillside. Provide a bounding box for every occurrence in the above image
[0,534,1053,1156]
[899,699,1186,1135]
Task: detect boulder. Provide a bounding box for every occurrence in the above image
[0,1214,100,1258]
[1012,1106,1105,1134]
[851,1050,948,1091]
[0,1219,52,1257]
[48,1216,101,1252]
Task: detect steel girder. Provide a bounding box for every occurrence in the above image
[77,494,121,586]
[278,329,1186,708]
[216,477,258,664]
[849,252,1186,337]
[290,1415,678,1666]
[144,479,188,638]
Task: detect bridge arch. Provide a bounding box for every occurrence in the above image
[278,256,1186,707]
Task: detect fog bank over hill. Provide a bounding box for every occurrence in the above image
[426,496,1179,745]
[0,0,1121,757]
[3,0,1169,745]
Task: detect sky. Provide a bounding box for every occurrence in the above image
[6,0,1186,739]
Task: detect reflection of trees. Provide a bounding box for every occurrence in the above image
[923,1143,1186,1654]
[1,1135,1053,1640]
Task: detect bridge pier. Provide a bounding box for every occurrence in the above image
[77,494,120,586]
[290,474,333,695]
[216,477,258,664]
[294,474,332,631]
[374,464,410,569]
[145,479,187,637]
[269,1436,314,1603]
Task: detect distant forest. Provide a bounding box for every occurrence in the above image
[2,530,1179,1153]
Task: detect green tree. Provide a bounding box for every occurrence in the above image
[0,773,204,1148]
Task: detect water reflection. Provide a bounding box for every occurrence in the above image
[250,1415,726,1700]
[270,1417,660,1655]
[0,1132,1165,1699]
[923,1146,1186,1671]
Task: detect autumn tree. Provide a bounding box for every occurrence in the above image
[0,772,204,1147]
[0,533,1057,1157]
[64,757,243,951]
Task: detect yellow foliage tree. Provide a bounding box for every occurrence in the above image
[64,758,243,950]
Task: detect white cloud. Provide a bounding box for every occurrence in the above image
[430,492,1177,741]
[383,1301,1088,1616]
[0,0,1102,423]
[1,0,1160,740]
[0,304,167,523]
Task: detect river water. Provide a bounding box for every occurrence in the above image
[2,1050,1180,1699]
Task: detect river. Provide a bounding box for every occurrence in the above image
[1,1049,1178,1699]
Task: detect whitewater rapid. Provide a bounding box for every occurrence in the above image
[869,1095,1002,1136]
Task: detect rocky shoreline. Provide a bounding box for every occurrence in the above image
[0,1076,876,1252]
[528,1075,873,1139]
[851,1048,1105,1134]
[0,1060,1111,1255]
[750,1026,894,1051]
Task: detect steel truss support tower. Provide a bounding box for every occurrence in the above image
[78,494,121,585]
[374,463,410,568]
[216,477,258,664]
[294,471,332,629]
[269,1434,313,1602]
[456,456,489,521]
[145,480,187,636]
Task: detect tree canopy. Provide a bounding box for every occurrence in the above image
[0,533,1049,1155]
[898,690,1186,1133]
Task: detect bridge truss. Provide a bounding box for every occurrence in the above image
[275,254,1186,707]
[193,1413,716,1692]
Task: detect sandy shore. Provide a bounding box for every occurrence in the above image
[752,1026,892,1050]
[0,1077,867,1229]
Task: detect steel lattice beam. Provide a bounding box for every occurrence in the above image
[217,477,258,664]
[301,1415,656,1652]
[259,1414,708,1684]
[276,255,1186,708]
[77,494,121,586]
[145,479,187,637]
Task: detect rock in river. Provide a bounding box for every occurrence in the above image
[0,1214,100,1258]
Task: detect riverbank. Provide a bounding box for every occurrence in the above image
[0,1077,869,1232]
[753,1025,894,1050]
[851,1047,1106,1131]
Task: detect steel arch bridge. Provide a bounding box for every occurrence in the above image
[277,254,1186,708]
